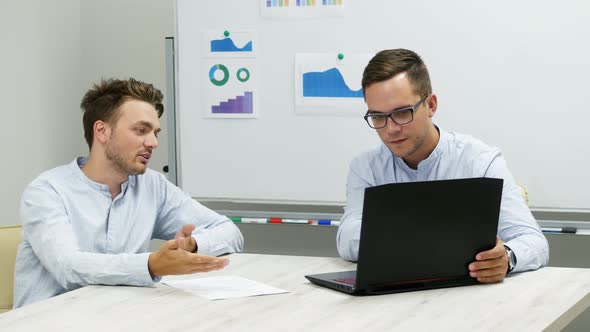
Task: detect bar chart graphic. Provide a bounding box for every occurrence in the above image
[211,92,254,114]
[210,38,253,52]
[302,68,362,98]
[321,0,342,5]
[266,0,290,7]
[296,0,316,6]
[260,0,343,18]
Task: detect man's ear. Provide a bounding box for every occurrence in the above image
[94,120,110,145]
[427,94,438,118]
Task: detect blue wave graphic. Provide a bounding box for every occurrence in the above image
[303,68,363,98]
[210,38,253,52]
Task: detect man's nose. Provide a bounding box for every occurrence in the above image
[145,133,159,149]
[384,116,402,133]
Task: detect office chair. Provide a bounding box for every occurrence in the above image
[518,183,529,206]
[0,225,22,313]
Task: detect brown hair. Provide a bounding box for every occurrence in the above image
[80,78,164,150]
[362,49,432,98]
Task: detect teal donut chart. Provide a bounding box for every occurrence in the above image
[209,64,230,86]
[236,68,250,82]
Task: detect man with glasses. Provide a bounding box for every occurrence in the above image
[336,49,548,283]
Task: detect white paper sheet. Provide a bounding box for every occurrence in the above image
[162,276,289,300]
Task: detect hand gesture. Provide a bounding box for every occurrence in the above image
[148,239,229,277]
[175,224,197,252]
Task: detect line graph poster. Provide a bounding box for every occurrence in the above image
[203,30,257,58]
[201,29,258,118]
[295,53,373,115]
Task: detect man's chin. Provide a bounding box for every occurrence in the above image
[128,164,148,175]
[386,145,407,158]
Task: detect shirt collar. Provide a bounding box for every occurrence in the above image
[71,157,134,196]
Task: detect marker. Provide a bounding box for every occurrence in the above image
[230,216,242,223]
[282,219,311,224]
[269,217,283,224]
[224,30,230,37]
[338,53,344,60]
[318,219,332,226]
[542,227,577,234]
[241,217,268,224]
[562,227,577,234]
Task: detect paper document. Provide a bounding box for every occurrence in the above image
[162,276,289,300]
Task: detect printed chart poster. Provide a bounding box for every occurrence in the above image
[202,59,258,118]
[260,0,344,19]
[295,53,372,115]
[203,30,257,58]
[201,29,258,118]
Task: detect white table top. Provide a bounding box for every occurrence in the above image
[1,253,590,332]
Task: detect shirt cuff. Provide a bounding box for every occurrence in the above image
[503,240,522,273]
[192,233,211,255]
[140,252,160,283]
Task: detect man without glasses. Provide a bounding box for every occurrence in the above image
[14,78,244,308]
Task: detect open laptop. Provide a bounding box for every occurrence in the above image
[305,177,503,295]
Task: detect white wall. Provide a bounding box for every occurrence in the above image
[0,0,174,226]
[0,0,84,226]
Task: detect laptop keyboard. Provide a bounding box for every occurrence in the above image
[335,278,356,285]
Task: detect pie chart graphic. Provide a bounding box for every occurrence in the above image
[209,64,230,86]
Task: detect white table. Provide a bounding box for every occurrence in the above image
[1,253,589,331]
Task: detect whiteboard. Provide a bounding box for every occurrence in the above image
[176,0,590,209]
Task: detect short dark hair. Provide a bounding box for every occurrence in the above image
[362,49,432,98]
[80,78,164,150]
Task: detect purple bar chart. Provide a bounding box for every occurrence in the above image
[211,91,253,114]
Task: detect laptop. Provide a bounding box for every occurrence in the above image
[305,177,503,295]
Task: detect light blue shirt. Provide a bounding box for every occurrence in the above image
[337,129,549,272]
[14,157,244,308]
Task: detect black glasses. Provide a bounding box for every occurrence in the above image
[364,95,429,129]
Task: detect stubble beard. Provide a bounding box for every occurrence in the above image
[105,140,146,176]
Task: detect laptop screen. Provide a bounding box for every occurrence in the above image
[355,177,502,291]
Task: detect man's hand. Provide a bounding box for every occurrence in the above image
[175,224,197,252]
[148,239,229,277]
[468,236,509,283]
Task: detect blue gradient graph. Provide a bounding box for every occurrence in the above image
[303,68,363,98]
[210,37,253,52]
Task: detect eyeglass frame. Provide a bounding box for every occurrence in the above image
[363,94,429,129]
